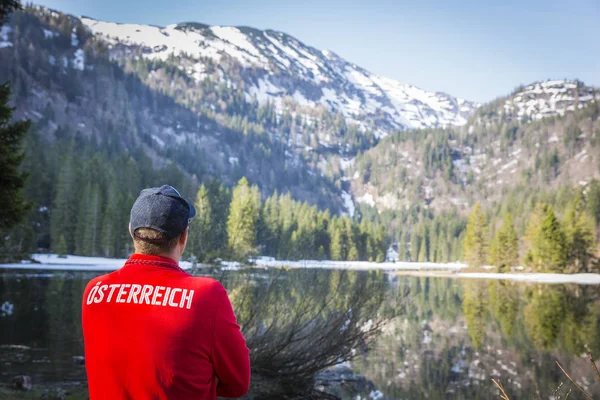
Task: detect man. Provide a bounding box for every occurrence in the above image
[82,185,250,399]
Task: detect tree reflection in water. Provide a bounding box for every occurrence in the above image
[217,268,391,399]
[352,276,600,400]
[2,272,600,399]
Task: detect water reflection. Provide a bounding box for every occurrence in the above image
[221,268,388,398]
[1,269,600,399]
[0,268,388,398]
[352,276,600,399]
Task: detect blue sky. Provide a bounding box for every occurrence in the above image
[36,0,599,102]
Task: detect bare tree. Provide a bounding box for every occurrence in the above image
[220,268,397,399]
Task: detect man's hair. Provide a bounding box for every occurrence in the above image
[132,228,180,255]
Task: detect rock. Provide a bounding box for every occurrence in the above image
[72,355,85,365]
[41,388,67,400]
[12,375,32,391]
[0,344,31,350]
[315,365,389,399]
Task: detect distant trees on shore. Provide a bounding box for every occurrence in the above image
[2,126,387,263]
[188,177,387,262]
[462,194,597,272]
[0,0,31,261]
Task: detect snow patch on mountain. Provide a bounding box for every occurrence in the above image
[504,80,599,121]
[71,30,79,46]
[43,28,59,39]
[341,191,356,217]
[0,25,12,48]
[72,48,85,70]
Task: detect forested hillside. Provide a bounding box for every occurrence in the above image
[0,7,343,210]
[351,82,600,266]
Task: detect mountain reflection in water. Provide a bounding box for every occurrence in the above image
[354,276,600,399]
[1,268,599,399]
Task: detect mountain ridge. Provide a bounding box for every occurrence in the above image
[346,79,600,217]
[76,11,478,136]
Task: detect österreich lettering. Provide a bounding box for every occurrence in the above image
[86,282,194,309]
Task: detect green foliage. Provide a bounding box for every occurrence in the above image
[588,179,600,225]
[488,214,519,271]
[227,177,261,260]
[523,285,566,349]
[50,155,79,254]
[0,0,20,24]
[463,203,488,267]
[54,234,67,256]
[462,280,487,348]
[0,82,31,232]
[562,194,596,271]
[386,208,465,263]
[488,280,519,336]
[3,125,386,262]
[525,204,568,272]
[186,184,214,260]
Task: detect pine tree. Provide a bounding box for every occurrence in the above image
[489,214,519,271]
[358,219,370,261]
[100,203,117,257]
[374,225,387,262]
[83,184,101,256]
[398,231,408,261]
[533,205,568,272]
[0,82,31,231]
[207,180,231,254]
[347,240,359,261]
[587,180,600,225]
[410,230,420,262]
[55,235,67,257]
[563,195,596,272]
[417,238,427,262]
[329,219,346,261]
[345,218,359,261]
[227,177,260,260]
[261,192,281,257]
[75,183,91,255]
[50,155,79,254]
[463,203,488,267]
[188,184,213,260]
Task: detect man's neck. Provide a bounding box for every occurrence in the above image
[134,251,180,264]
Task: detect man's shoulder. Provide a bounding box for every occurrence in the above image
[85,273,111,289]
[83,270,125,294]
[178,276,227,311]
[183,275,224,293]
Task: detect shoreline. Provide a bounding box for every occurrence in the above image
[0,254,599,285]
[392,270,600,285]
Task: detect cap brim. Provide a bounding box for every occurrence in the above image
[187,200,196,219]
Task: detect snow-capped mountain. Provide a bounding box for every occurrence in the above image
[79,17,477,136]
[503,80,598,121]
[347,78,600,214]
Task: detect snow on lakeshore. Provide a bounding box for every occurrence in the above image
[252,257,466,271]
[2,255,600,285]
[0,254,193,272]
[456,272,600,285]
[0,254,465,272]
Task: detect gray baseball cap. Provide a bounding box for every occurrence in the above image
[130,185,196,241]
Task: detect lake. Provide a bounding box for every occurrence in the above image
[1,266,599,399]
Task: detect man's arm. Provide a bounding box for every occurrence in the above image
[211,282,250,398]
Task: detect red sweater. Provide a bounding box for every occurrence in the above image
[82,253,250,399]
